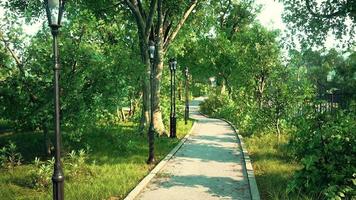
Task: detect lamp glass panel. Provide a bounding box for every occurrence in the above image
[173,61,177,70]
[149,46,155,59]
[169,60,173,70]
[47,0,60,25]
[48,0,59,8]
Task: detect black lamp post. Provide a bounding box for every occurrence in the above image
[147,41,156,164]
[184,67,189,125]
[209,77,215,87]
[45,0,65,199]
[169,58,177,138]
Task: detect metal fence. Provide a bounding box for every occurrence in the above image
[299,92,354,115]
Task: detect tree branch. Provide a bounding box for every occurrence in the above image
[229,20,240,38]
[156,0,162,37]
[219,0,232,29]
[163,22,172,43]
[163,9,170,29]
[0,31,21,66]
[0,31,38,102]
[162,9,171,42]
[145,0,157,40]
[137,0,147,20]
[163,0,198,51]
[124,0,146,40]
[305,0,348,18]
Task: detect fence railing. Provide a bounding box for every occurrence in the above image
[298,93,354,115]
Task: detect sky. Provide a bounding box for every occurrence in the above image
[255,0,286,31]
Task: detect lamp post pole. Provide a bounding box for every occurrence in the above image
[173,61,176,137]
[44,1,65,199]
[51,25,64,200]
[147,41,156,164]
[170,61,173,137]
[184,67,189,125]
[169,58,177,138]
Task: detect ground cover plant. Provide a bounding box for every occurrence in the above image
[0,120,193,200]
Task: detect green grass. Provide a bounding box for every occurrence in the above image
[244,133,314,200]
[0,120,194,200]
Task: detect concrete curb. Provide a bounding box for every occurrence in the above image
[198,111,260,200]
[221,119,261,200]
[124,121,197,200]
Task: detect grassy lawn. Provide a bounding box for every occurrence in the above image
[244,134,314,200]
[0,120,193,200]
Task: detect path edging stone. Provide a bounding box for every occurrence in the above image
[198,111,260,200]
[221,119,261,200]
[124,121,197,200]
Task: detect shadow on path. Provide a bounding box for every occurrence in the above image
[175,139,242,163]
[160,175,249,199]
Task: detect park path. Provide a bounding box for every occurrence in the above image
[136,97,251,200]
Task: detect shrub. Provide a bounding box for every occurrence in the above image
[30,157,54,189]
[200,93,275,136]
[66,149,92,177]
[288,112,356,199]
[30,149,92,189]
[200,92,232,116]
[0,141,23,170]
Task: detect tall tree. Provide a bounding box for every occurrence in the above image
[279,0,355,46]
[0,3,143,153]
[121,0,199,135]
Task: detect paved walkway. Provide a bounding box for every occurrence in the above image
[136,97,251,200]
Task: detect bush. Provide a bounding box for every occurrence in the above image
[66,149,92,178]
[30,149,92,189]
[200,92,275,136]
[30,157,54,189]
[200,92,232,116]
[288,112,356,199]
[0,141,23,170]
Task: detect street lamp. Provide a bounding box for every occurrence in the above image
[44,0,65,199]
[169,58,177,138]
[209,77,215,87]
[147,40,155,164]
[184,67,189,125]
[327,70,337,112]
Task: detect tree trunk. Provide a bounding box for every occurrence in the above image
[132,97,139,117]
[257,76,265,108]
[120,108,126,122]
[152,54,168,136]
[139,68,150,133]
[125,0,196,137]
[138,36,151,133]
[222,76,232,96]
[43,125,52,156]
[149,9,168,137]
[178,81,182,101]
